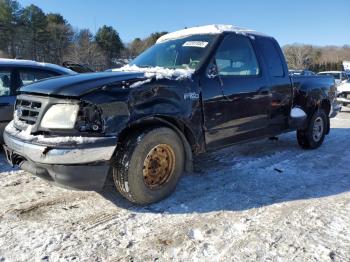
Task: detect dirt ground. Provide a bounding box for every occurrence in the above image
[0,108,350,262]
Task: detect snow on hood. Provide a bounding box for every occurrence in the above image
[156,24,266,44]
[113,65,194,87]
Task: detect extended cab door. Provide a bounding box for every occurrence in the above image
[255,37,293,132]
[201,34,271,149]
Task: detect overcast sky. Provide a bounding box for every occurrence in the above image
[18,0,350,46]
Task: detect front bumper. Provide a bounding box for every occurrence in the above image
[3,131,117,190]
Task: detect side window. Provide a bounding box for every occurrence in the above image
[258,38,285,77]
[0,70,12,96]
[19,69,58,87]
[214,35,260,76]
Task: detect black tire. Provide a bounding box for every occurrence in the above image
[297,109,328,149]
[113,127,185,205]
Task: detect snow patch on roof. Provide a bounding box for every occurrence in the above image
[0,58,76,74]
[156,24,266,43]
[0,58,51,67]
[113,65,194,87]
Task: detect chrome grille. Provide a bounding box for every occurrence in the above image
[15,99,42,125]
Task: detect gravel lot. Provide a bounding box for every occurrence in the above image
[0,108,350,262]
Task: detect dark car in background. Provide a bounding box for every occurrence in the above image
[0,59,76,143]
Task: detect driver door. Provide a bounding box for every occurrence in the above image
[201,34,271,149]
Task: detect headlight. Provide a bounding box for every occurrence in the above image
[76,104,103,132]
[40,104,79,129]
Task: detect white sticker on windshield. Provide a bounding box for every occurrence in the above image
[183,41,208,48]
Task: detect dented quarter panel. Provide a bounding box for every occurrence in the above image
[292,75,336,116]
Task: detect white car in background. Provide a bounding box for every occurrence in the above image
[337,80,350,107]
[317,71,348,85]
[317,71,350,107]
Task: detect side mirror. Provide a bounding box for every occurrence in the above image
[207,64,219,79]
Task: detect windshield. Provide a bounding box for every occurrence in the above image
[131,35,216,70]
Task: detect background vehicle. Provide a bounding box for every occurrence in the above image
[316,71,350,107]
[0,59,76,143]
[62,61,95,73]
[289,69,315,76]
[3,25,338,204]
[317,71,349,85]
[337,79,350,107]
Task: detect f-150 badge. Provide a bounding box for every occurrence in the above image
[184,92,199,100]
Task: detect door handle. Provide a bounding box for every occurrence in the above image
[0,103,10,106]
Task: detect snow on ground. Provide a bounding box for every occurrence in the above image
[1,108,350,261]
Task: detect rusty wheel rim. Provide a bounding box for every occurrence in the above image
[143,144,176,189]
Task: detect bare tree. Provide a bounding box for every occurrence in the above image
[65,29,105,70]
[283,44,317,69]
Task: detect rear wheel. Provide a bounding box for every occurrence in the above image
[297,109,328,149]
[113,127,185,205]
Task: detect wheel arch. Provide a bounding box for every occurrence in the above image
[116,116,195,173]
[303,97,331,134]
[318,98,331,134]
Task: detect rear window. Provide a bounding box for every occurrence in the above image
[258,38,285,77]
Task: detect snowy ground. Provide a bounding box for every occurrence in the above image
[1,108,350,262]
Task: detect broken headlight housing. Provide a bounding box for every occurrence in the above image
[40,103,103,133]
[75,103,104,133]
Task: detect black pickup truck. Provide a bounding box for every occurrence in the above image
[3,25,339,204]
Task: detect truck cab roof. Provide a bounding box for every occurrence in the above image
[156,24,268,44]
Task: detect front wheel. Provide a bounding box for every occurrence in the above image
[113,127,185,205]
[297,109,328,149]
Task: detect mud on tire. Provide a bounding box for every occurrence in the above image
[113,127,185,205]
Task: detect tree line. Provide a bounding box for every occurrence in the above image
[283,44,350,72]
[0,0,167,70]
[1,0,349,72]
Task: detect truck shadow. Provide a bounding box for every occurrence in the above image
[103,127,350,213]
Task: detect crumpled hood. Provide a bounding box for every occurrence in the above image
[20,71,144,97]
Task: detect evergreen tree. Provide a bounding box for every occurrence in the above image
[0,0,22,58]
[45,13,73,64]
[20,4,48,60]
[95,25,124,68]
